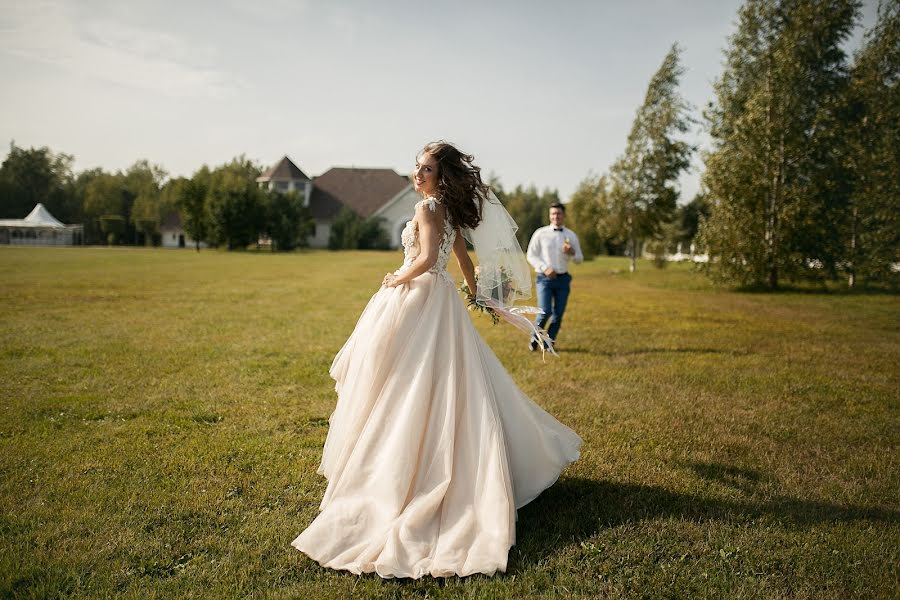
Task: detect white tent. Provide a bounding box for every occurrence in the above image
[0,204,83,245]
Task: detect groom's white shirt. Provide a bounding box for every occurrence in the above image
[526,226,584,274]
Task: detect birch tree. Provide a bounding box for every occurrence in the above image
[699,0,860,288]
[605,44,693,272]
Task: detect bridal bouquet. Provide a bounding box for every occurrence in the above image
[459,266,513,325]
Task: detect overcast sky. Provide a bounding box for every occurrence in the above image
[0,0,879,203]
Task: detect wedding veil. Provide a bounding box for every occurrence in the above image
[462,190,556,356]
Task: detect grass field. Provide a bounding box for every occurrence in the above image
[0,246,898,599]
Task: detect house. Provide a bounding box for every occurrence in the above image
[256,156,311,206]
[0,203,83,245]
[160,211,206,249]
[307,167,418,248]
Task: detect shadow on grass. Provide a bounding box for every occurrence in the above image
[292,465,898,585]
[511,472,900,571]
[683,461,765,495]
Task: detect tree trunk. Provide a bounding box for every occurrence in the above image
[848,205,857,288]
[764,58,778,290]
[629,219,637,273]
[768,135,784,290]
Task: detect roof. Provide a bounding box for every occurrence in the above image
[0,203,67,228]
[308,168,410,220]
[160,211,182,231]
[257,156,309,182]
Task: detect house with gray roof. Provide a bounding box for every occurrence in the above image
[307,167,418,248]
[258,156,420,249]
[256,156,312,206]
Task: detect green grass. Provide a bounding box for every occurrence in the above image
[0,246,897,599]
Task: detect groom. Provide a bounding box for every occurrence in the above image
[526,202,583,351]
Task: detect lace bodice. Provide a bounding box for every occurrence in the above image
[398,197,456,283]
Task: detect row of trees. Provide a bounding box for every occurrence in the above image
[0,140,567,253]
[2,0,894,280]
[564,0,897,288]
[0,148,313,251]
[172,158,311,251]
[700,0,897,288]
[560,43,697,271]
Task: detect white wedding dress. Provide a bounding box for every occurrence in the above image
[291,197,582,578]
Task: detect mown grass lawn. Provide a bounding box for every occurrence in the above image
[0,246,897,599]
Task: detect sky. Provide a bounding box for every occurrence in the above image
[0,0,880,203]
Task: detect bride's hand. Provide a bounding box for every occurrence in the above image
[383,273,400,287]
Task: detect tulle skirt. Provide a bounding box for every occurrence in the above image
[291,271,582,578]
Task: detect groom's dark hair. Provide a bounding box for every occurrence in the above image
[549,202,566,213]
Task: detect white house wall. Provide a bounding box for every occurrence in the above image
[309,222,331,248]
[161,229,207,249]
[374,187,420,249]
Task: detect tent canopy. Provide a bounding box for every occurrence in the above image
[0,203,67,228]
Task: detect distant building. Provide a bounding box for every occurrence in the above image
[160,211,207,249]
[308,167,417,248]
[0,204,83,245]
[256,156,311,206]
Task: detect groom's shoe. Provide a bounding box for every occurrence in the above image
[529,339,538,352]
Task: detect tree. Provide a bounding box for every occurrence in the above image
[177,167,211,251]
[566,174,608,258]
[327,208,389,250]
[841,1,899,287]
[99,215,126,246]
[83,172,132,244]
[678,192,711,252]
[205,157,265,250]
[265,189,312,251]
[699,0,860,288]
[640,193,712,267]
[127,160,167,246]
[605,44,694,272]
[69,168,104,243]
[0,142,74,221]
[503,185,559,249]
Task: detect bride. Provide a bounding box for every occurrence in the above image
[291,141,582,578]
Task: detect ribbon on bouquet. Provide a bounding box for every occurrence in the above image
[481,299,558,360]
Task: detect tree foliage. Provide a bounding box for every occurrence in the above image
[265,190,312,251]
[0,143,74,222]
[498,184,561,250]
[127,160,167,245]
[841,1,900,287]
[176,168,210,251]
[699,0,861,288]
[567,174,613,258]
[604,44,694,272]
[328,208,389,250]
[678,192,711,251]
[83,172,133,244]
[99,215,126,246]
[204,157,265,250]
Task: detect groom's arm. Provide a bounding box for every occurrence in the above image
[526,231,545,273]
[569,232,584,264]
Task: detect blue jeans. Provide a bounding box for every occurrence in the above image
[534,272,571,342]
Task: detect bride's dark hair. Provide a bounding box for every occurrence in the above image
[418,141,488,230]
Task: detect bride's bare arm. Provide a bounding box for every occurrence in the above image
[388,203,441,286]
[452,231,477,296]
